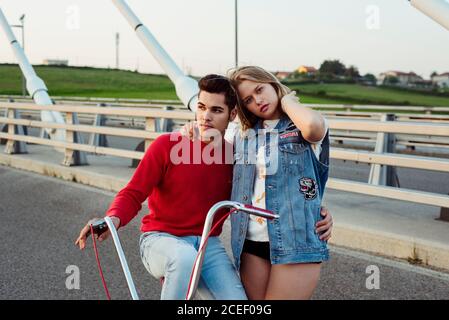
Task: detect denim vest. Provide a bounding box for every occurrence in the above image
[230,115,330,269]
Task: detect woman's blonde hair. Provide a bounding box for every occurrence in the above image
[228,66,291,132]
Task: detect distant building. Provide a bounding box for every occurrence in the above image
[297,65,317,76]
[432,72,449,88]
[358,76,376,86]
[411,79,433,89]
[377,71,423,87]
[43,59,69,66]
[274,71,291,80]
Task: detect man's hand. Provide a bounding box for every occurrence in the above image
[179,121,200,141]
[75,216,121,250]
[315,206,333,241]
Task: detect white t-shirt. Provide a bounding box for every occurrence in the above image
[245,118,329,242]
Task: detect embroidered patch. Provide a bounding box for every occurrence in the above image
[280,131,299,139]
[286,122,297,131]
[299,177,317,200]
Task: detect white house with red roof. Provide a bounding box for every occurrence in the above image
[274,71,292,80]
[377,71,424,86]
[431,72,449,88]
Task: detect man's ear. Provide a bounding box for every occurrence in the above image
[229,108,238,122]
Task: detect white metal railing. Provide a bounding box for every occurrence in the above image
[0,94,184,106]
[3,100,449,150]
[2,95,449,114]
[1,102,449,209]
[0,102,193,164]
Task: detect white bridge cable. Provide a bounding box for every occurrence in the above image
[111,0,199,111]
[410,0,449,31]
[0,7,65,141]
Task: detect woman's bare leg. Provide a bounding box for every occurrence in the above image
[264,263,321,300]
[239,253,271,300]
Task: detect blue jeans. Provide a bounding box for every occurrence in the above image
[139,231,247,300]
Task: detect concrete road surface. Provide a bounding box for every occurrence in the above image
[1,165,448,300]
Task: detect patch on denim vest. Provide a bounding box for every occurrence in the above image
[285,121,297,131]
[299,177,317,200]
[280,131,299,139]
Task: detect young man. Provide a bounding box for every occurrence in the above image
[75,74,333,300]
[76,75,246,299]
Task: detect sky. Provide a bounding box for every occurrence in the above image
[0,0,449,79]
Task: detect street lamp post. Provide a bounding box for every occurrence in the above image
[235,0,238,68]
[116,32,120,69]
[11,14,26,97]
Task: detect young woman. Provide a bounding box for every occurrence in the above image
[228,66,330,300]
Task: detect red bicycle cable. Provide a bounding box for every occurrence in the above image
[90,224,112,300]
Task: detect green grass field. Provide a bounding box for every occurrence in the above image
[0,64,176,100]
[289,83,449,107]
[1,64,449,107]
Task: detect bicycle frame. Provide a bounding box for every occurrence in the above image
[92,201,278,300]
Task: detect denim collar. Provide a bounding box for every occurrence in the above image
[254,113,291,132]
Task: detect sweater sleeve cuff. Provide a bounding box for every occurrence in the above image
[105,209,126,228]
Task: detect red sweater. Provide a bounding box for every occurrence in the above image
[106,133,234,236]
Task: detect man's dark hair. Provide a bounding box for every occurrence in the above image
[198,74,237,111]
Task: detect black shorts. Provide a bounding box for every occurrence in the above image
[242,239,323,264]
[242,239,270,261]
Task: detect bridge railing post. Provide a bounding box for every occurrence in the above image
[130,114,156,168]
[439,193,449,222]
[4,107,28,154]
[144,116,155,152]
[368,113,399,187]
[62,112,88,166]
[159,106,175,132]
[89,103,109,148]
